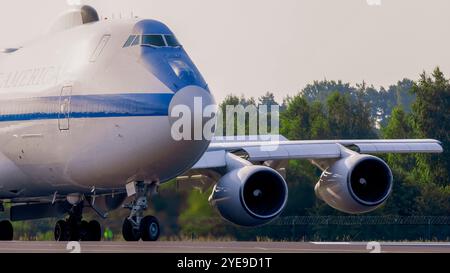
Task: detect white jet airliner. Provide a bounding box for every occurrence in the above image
[0,6,443,241]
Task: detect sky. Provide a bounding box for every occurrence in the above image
[1,0,450,102]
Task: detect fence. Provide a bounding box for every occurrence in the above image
[272,216,450,226]
[247,216,450,241]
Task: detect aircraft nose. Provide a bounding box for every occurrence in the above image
[168,86,217,141]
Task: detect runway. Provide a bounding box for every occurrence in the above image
[1,241,450,253]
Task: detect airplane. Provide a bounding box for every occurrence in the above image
[0,5,443,241]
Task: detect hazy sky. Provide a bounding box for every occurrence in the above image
[1,0,450,102]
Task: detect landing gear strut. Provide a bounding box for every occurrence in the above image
[54,201,102,241]
[122,181,160,241]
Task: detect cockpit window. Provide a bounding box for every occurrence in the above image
[164,35,181,47]
[123,35,136,47]
[123,34,182,48]
[131,35,141,46]
[142,35,166,47]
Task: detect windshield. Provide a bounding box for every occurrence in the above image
[123,34,182,48]
[164,35,181,47]
[142,35,166,47]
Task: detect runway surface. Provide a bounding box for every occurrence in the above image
[1,241,450,253]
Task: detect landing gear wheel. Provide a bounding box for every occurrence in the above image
[140,216,160,241]
[0,220,13,241]
[122,218,140,241]
[87,220,102,241]
[54,220,69,241]
[79,220,89,241]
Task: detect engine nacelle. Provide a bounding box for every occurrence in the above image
[209,166,288,227]
[315,154,393,214]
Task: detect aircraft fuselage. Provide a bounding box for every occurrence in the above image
[0,18,214,198]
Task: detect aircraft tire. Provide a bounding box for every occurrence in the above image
[87,220,102,241]
[0,220,13,241]
[140,215,160,241]
[122,218,140,241]
[54,220,69,241]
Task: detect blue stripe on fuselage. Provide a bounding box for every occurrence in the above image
[0,93,173,122]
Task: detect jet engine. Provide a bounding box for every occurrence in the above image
[315,154,393,214]
[209,165,288,227]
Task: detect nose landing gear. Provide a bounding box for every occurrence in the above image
[122,181,160,241]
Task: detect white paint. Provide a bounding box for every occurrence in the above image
[66,241,81,253]
[367,241,381,253]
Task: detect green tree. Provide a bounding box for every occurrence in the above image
[309,101,330,139]
[381,107,421,216]
[218,94,256,136]
[326,92,376,139]
[382,107,417,173]
[301,80,355,103]
[258,92,279,106]
[412,67,450,187]
[281,95,312,140]
[178,190,221,237]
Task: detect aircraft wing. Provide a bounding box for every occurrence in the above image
[192,136,443,169]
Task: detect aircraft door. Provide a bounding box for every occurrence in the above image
[58,85,72,131]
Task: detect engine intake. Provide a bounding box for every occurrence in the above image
[210,166,288,226]
[349,158,392,205]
